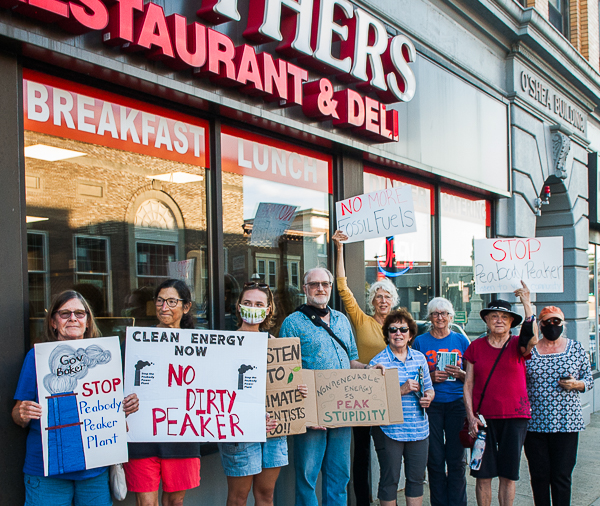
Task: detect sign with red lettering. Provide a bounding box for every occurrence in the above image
[335,187,417,243]
[24,70,209,167]
[124,327,267,442]
[474,237,564,294]
[34,336,128,476]
[221,127,332,193]
[250,203,299,247]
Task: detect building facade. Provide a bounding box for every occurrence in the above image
[1,0,600,503]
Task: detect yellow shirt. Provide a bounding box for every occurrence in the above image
[337,277,387,363]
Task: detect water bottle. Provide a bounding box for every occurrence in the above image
[469,430,486,471]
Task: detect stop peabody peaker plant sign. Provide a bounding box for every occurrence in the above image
[473,236,563,294]
[124,327,268,442]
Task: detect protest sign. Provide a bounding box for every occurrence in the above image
[303,369,403,428]
[250,203,299,247]
[335,187,416,243]
[474,237,563,294]
[168,259,195,299]
[436,352,459,382]
[34,336,128,477]
[124,327,268,442]
[266,338,307,437]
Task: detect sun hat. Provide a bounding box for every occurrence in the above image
[480,299,523,328]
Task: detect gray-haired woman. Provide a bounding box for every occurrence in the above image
[412,297,470,506]
[332,229,399,506]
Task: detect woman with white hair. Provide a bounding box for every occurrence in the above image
[332,229,399,506]
[412,297,470,506]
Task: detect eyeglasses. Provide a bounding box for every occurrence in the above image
[388,326,410,334]
[305,281,332,289]
[155,297,184,308]
[542,318,562,326]
[431,311,449,318]
[489,313,511,321]
[56,310,87,320]
[374,294,393,301]
[244,282,269,289]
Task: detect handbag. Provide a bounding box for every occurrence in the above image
[459,337,510,448]
[109,463,127,501]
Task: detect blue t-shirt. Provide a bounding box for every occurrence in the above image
[14,348,106,479]
[412,331,470,403]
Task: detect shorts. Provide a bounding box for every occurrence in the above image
[24,469,111,506]
[218,436,288,477]
[471,418,528,481]
[123,457,200,493]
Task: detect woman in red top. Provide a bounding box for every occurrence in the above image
[463,282,538,506]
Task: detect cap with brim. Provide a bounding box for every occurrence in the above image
[480,299,523,328]
[538,306,564,323]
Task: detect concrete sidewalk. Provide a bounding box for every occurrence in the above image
[385,412,600,505]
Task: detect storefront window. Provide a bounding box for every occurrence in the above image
[441,190,491,339]
[220,127,331,333]
[589,244,598,371]
[24,70,209,342]
[363,169,433,321]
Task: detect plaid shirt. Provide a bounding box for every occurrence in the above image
[370,346,433,441]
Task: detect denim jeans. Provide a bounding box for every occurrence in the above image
[426,399,467,506]
[293,427,351,506]
[24,469,112,506]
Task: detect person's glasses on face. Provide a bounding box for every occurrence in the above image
[542,317,562,326]
[375,294,392,301]
[388,326,410,334]
[306,281,332,290]
[155,297,184,308]
[490,313,510,322]
[431,311,449,319]
[56,310,87,320]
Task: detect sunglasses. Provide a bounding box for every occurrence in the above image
[56,310,88,320]
[388,326,410,334]
[541,317,562,326]
[305,281,332,289]
[244,282,269,289]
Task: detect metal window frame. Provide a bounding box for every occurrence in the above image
[26,230,50,312]
[73,233,113,314]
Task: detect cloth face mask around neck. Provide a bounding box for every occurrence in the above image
[240,305,267,325]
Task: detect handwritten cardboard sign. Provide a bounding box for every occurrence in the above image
[266,338,306,437]
[124,327,268,442]
[35,336,128,476]
[250,203,299,247]
[335,187,416,243]
[303,369,403,427]
[474,237,563,294]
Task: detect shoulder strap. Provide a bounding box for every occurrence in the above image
[296,304,350,358]
[476,337,510,414]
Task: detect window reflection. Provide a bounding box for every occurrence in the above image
[24,75,209,343]
[441,191,490,339]
[363,170,432,321]
[220,128,331,334]
[589,244,598,371]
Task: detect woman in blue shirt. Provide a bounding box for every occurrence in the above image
[13,290,139,506]
[370,308,435,506]
[413,297,470,506]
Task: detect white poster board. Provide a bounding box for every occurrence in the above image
[34,336,128,476]
[474,237,564,294]
[335,187,416,243]
[124,327,268,442]
[250,203,299,247]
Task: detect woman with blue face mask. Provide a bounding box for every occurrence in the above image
[218,282,307,506]
[524,306,593,506]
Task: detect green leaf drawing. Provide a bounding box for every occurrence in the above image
[287,372,294,383]
[292,366,301,372]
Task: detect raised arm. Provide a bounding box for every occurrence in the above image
[515,281,538,355]
[332,229,347,278]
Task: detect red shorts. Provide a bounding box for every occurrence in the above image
[123,457,200,493]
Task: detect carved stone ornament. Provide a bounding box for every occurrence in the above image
[551,131,570,179]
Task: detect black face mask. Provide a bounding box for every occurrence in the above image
[541,324,563,341]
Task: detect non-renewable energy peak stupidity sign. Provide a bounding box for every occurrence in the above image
[335,187,417,243]
[35,336,128,476]
[473,237,563,294]
[124,327,268,442]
